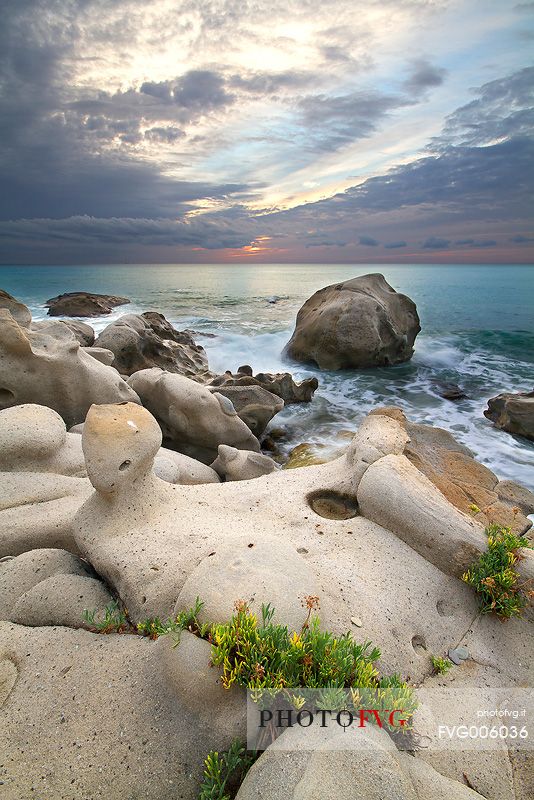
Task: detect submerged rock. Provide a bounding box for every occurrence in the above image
[484,389,534,441]
[283,442,331,468]
[433,381,468,401]
[96,312,211,378]
[45,291,129,317]
[285,273,420,369]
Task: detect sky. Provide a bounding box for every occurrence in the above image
[0,0,532,264]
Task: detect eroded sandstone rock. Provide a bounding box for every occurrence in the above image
[0,310,140,427]
[0,404,86,476]
[0,548,94,619]
[32,318,95,346]
[210,368,318,404]
[210,444,277,481]
[371,406,533,535]
[208,384,284,437]
[236,724,486,800]
[0,289,31,327]
[96,312,211,378]
[128,368,260,463]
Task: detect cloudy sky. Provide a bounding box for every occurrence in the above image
[0,0,532,264]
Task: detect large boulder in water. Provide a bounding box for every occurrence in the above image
[484,390,534,441]
[45,291,129,317]
[96,312,211,378]
[284,273,420,369]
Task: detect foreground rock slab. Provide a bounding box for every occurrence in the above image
[285,273,420,369]
[0,622,239,800]
[45,291,130,317]
[236,724,486,800]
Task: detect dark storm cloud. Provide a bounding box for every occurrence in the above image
[297,90,412,150]
[359,235,379,246]
[329,137,534,218]
[433,67,534,149]
[454,239,498,248]
[68,69,236,131]
[402,59,447,96]
[384,241,407,249]
[0,8,251,222]
[510,234,534,242]
[141,70,235,113]
[0,215,252,252]
[423,236,450,249]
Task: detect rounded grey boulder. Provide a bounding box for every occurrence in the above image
[285,273,420,369]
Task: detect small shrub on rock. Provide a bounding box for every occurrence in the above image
[82,600,129,633]
[431,655,452,675]
[462,524,533,619]
[199,740,257,800]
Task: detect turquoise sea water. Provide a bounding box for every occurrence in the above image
[1,263,533,488]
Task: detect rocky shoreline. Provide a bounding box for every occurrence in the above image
[1,277,533,800]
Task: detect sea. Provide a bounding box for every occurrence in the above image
[1,263,533,490]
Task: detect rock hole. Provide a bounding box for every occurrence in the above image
[0,388,15,407]
[307,490,359,520]
[411,635,427,656]
[119,459,131,472]
[436,599,455,617]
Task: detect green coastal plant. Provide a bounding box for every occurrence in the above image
[209,597,415,718]
[462,524,533,620]
[82,600,129,633]
[199,740,257,800]
[200,597,415,799]
[210,597,386,692]
[431,655,452,675]
[136,596,207,643]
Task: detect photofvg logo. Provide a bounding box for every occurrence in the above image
[246,688,533,751]
[246,688,416,751]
